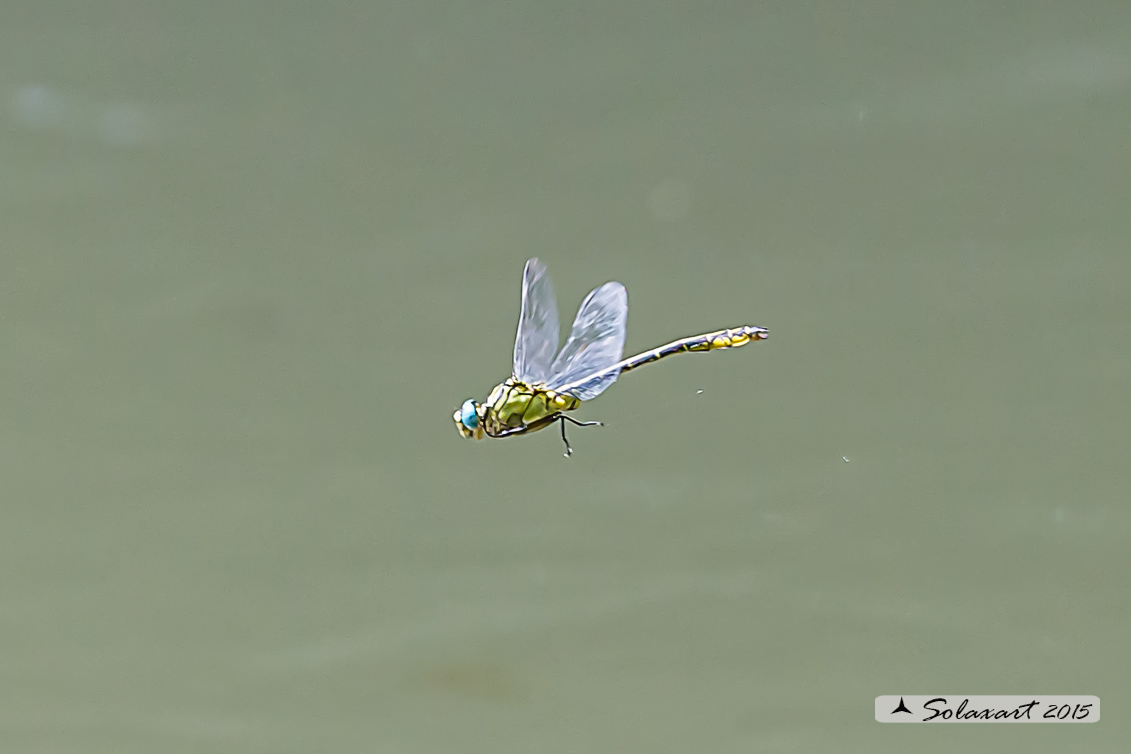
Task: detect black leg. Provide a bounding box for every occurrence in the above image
[561,415,603,428]
[558,415,603,458]
[560,418,573,458]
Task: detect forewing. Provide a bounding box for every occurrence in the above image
[512,258,560,384]
[546,281,627,400]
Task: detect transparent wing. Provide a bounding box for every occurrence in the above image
[545,281,627,400]
[512,258,560,384]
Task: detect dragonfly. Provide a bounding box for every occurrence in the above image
[453,258,768,456]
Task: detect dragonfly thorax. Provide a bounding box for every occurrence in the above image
[480,378,581,438]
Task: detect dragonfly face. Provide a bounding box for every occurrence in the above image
[453,398,485,440]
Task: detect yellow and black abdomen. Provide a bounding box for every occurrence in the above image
[483,378,581,437]
[615,325,768,376]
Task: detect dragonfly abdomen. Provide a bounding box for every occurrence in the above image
[618,325,768,375]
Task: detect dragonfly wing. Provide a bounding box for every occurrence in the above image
[512,258,560,384]
[546,281,627,400]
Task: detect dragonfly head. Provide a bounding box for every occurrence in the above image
[453,398,485,440]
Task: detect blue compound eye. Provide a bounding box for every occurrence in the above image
[460,400,479,429]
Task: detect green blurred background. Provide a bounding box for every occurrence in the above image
[2,1,1128,752]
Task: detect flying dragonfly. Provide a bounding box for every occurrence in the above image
[453,258,768,456]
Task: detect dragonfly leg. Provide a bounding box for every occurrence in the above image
[559,419,572,457]
[558,415,603,458]
[561,415,603,428]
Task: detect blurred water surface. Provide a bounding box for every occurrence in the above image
[2,2,1128,752]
